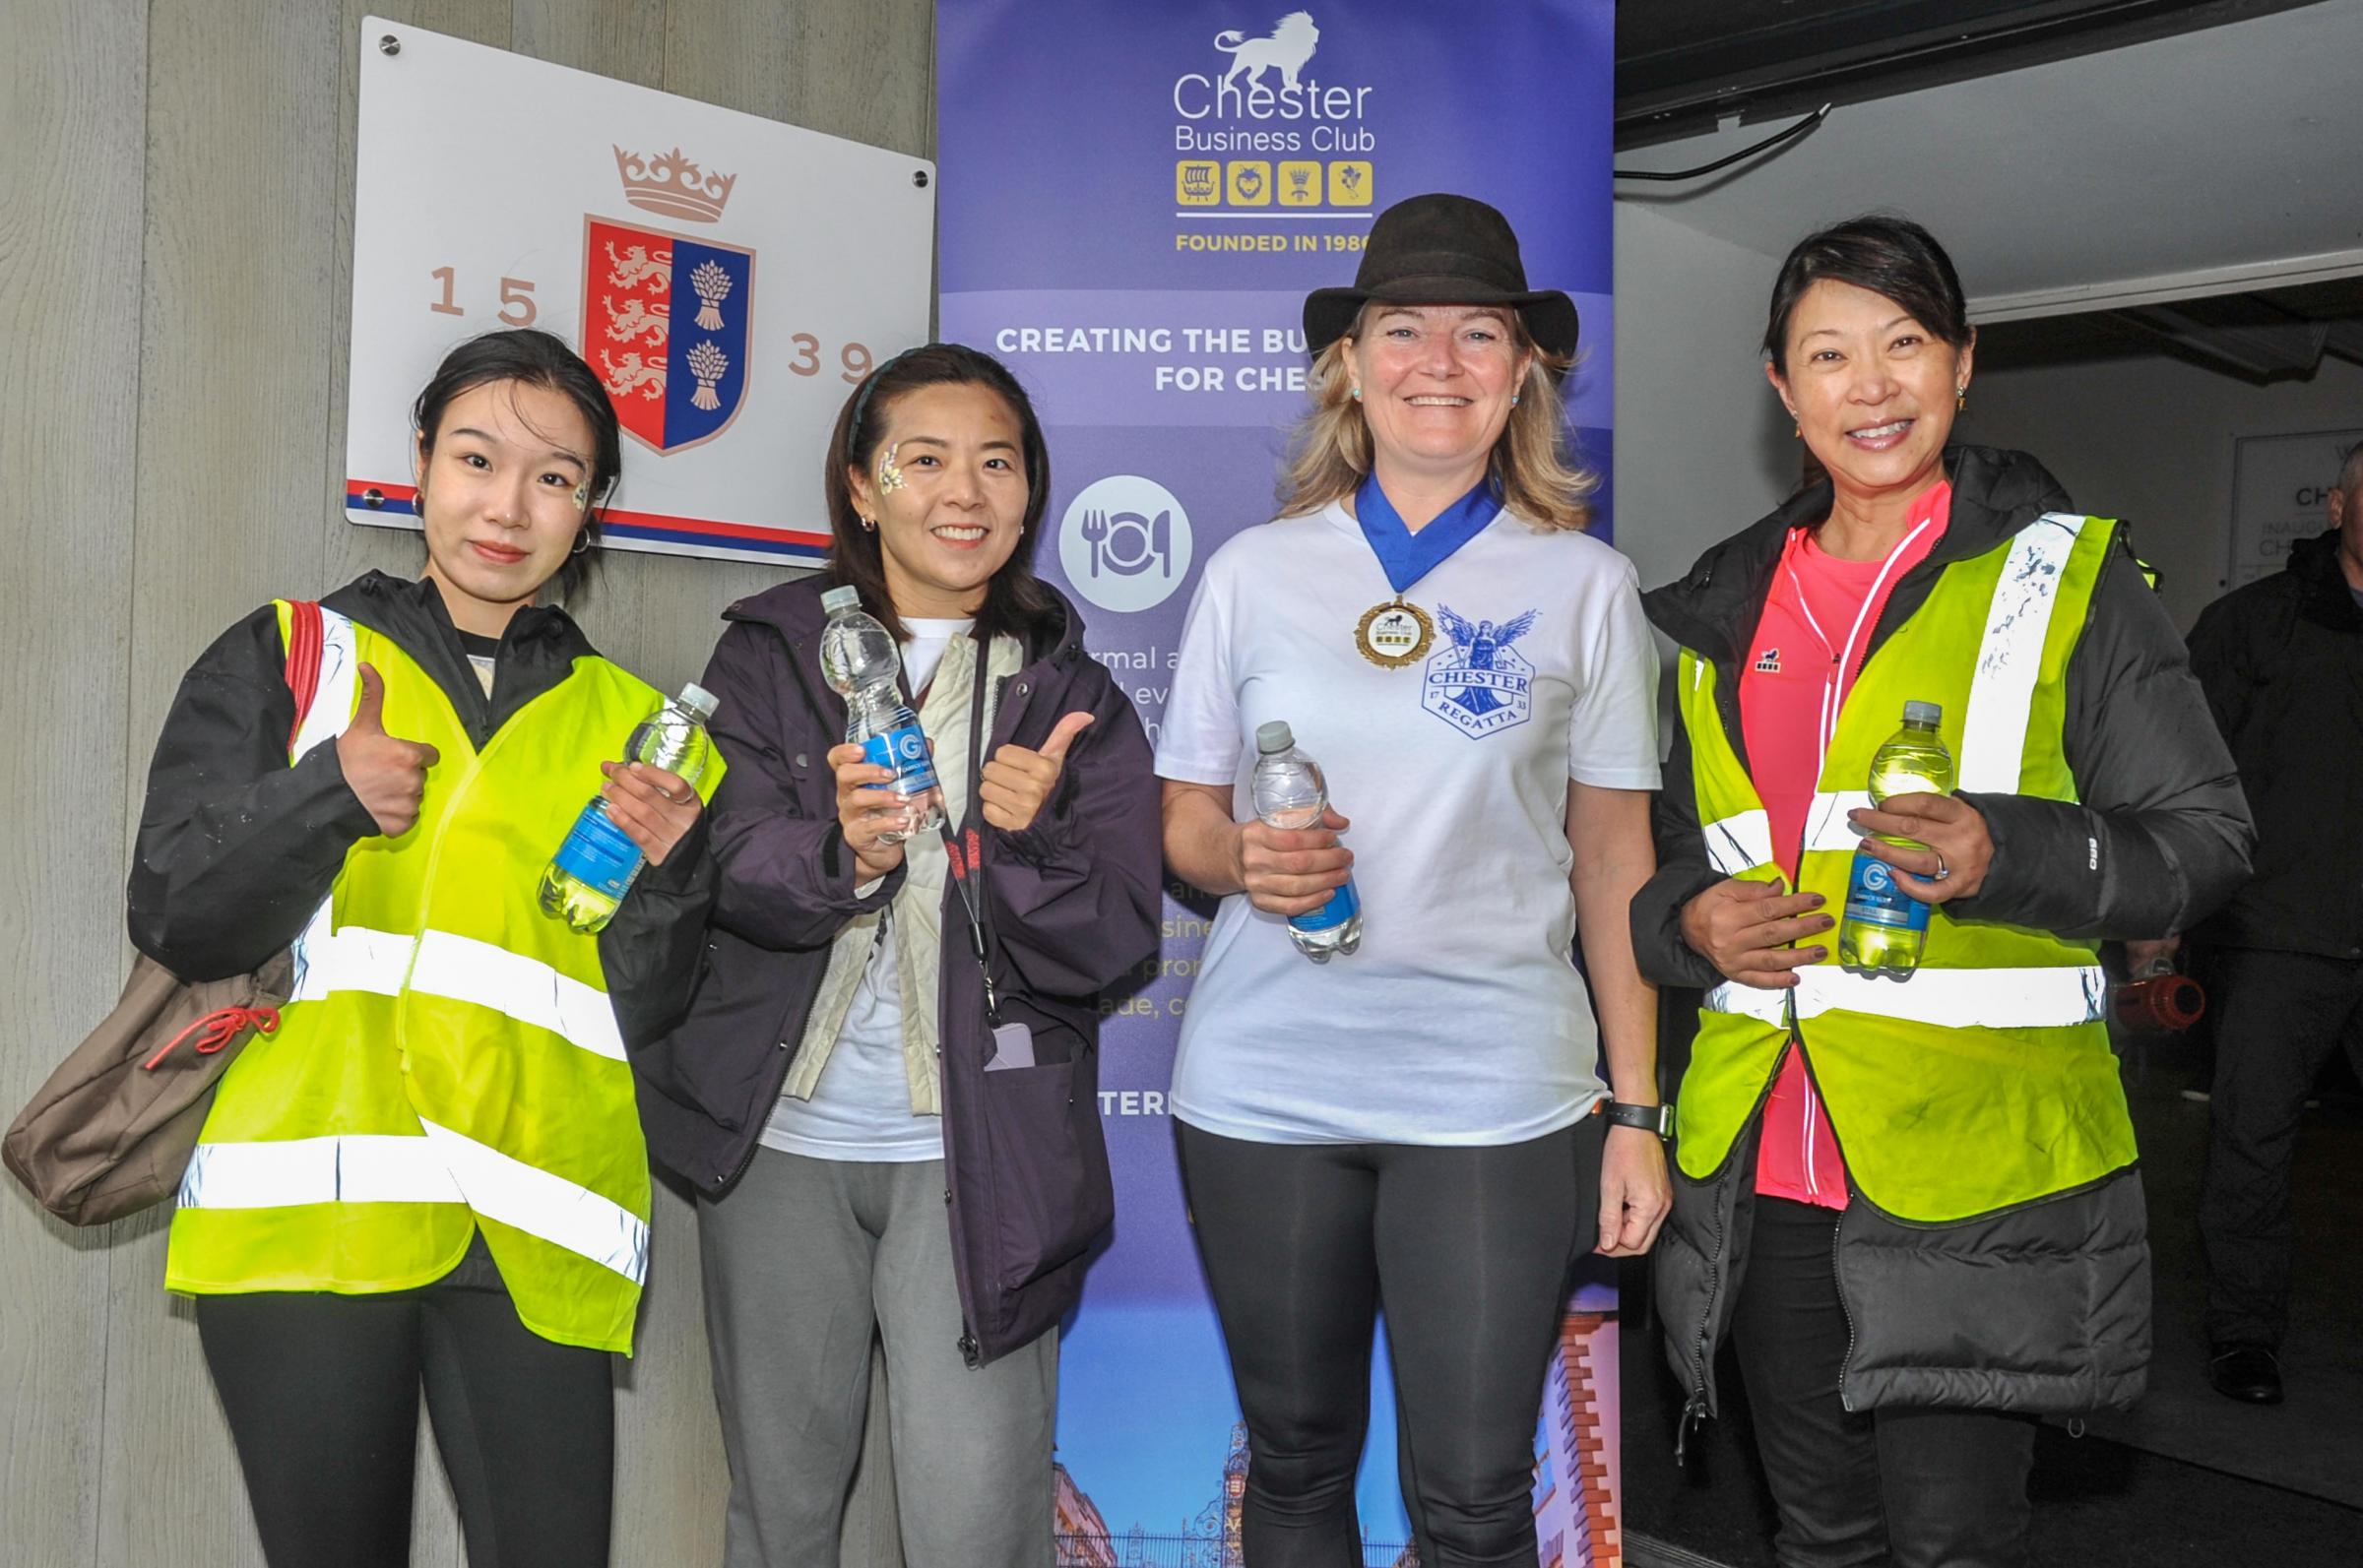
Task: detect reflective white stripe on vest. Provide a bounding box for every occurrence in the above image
[410,930,626,1062]
[1705,979,1792,1028]
[1705,964,2107,1029]
[1702,809,1776,877]
[1956,514,2086,794]
[287,925,625,1063]
[1802,790,1873,855]
[178,1122,649,1283]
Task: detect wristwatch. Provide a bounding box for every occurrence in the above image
[1604,1100,1674,1140]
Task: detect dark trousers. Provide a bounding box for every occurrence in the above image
[1175,1116,1601,1568]
[195,1244,615,1568]
[1732,1196,2037,1568]
[2198,946,2363,1348]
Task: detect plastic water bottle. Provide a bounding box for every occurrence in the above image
[540,683,720,933]
[1251,721,1361,963]
[817,585,943,844]
[1837,700,1955,976]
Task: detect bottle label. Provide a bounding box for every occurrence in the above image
[862,722,940,796]
[551,803,643,898]
[1842,849,1930,932]
[1289,877,1360,934]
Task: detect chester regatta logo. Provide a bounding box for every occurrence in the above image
[1423,605,1539,738]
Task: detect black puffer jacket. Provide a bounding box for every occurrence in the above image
[2185,529,2363,960]
[1631,448,2253,1424]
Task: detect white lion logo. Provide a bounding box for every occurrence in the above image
[1215,11,1319,92]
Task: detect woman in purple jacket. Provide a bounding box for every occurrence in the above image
[634,344,1161,1567]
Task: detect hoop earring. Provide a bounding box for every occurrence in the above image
[860,515,877,532]
[570,529,591,556]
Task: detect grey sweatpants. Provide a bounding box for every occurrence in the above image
[697,1148,1057,1568]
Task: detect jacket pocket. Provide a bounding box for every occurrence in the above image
[977,1055,1114,1292]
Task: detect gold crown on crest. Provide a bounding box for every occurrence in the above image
[612,145,736,223]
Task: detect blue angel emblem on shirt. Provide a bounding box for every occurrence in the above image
[1436,604,1539,717]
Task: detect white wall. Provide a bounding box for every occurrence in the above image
[1964,351,2363,628]
[1610,205,1795,593]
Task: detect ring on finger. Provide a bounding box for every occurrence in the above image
[1933,849,1950,880]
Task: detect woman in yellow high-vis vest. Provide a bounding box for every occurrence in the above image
[128,330,719,1568]
[1629,218,2254,1566]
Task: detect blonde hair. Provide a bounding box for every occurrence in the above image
[1276,305,1596,532]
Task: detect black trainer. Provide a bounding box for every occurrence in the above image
[2207,1344,2284,1405]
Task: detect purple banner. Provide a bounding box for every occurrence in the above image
[939,4,1622,1559]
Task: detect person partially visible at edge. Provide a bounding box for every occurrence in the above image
[131,327,718,1568]
[1630,215,2254,1567]
[2128,439,2363,1408]
[1157,193,1672,1567]
[631,344,1160,1568]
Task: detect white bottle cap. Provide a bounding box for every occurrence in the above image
[1256,721,1295,754]
[676,682,719,721]
[820,585,861,613]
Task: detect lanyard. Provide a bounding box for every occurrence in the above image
[933,636,1001,1025]
[1354,472,1501,596]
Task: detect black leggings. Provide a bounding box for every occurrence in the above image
[194,1246,615,1568]
[1732,1195,2037,1568]
[1176,1116,1602,1568]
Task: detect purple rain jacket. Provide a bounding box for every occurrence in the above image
[631,575,1161,1365]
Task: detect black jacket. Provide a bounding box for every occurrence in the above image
[129,571,716,1053]
[1631,448,2254,1422]
[629,578,1162,1365]
[2185,529,2363,959]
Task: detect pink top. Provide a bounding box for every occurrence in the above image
[1736,482,1951,1209]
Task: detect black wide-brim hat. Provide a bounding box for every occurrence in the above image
[1304,193,1579,375]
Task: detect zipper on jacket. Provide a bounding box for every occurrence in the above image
[1831,1205,1860,1413]
[1677,1172,1728,1467]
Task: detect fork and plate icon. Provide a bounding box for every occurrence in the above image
[1078,508,1175,579]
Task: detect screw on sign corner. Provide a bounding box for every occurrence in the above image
[913,169,930,188]
[379,33,401,55]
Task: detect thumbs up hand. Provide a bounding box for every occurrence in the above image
[979,711,1094,834]
[335,663,441,837]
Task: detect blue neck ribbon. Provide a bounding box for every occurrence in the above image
[1354,472,1502,596]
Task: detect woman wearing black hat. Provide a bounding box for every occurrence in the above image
[1157,193,1671,1565]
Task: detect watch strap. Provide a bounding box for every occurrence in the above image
[1604,1099,1673,1139]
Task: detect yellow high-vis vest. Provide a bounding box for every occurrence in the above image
[1674,515,2137,1223]
[166,603,721,1351]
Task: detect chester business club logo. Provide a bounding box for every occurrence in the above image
[1172,12,1375,214]
[1057,476,1194,614]
[584,145,755,453]
[1424,605,1538,738]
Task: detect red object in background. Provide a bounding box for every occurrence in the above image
[2115,972,2206,1035]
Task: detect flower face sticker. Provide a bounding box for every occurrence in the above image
[572,481,592,511]
[876,442,906,494]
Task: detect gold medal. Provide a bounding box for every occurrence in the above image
[1355,597,1435,669]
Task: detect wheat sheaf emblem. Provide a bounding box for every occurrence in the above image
[690,260,734,331]
[686,341,730,410]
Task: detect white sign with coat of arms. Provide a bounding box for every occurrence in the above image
[346,18,933,565]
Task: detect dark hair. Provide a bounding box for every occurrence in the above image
[411,328,623,606]
[1762,215,1972,375]
[823,344,1057,647]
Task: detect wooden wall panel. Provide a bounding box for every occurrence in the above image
[95,2,347,1561]
[0,4,149,1565]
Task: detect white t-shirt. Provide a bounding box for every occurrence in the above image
[1155,502,1660,1146]
[762,618,973,1162]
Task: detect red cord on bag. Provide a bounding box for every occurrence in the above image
[142,1006,281,1071]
